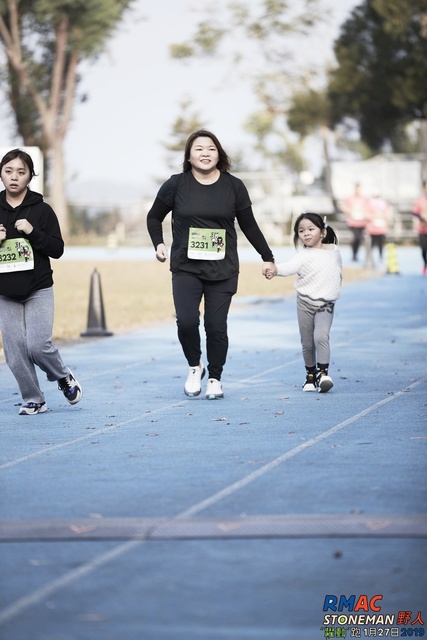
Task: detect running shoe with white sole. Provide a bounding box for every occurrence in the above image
[302,372,317,392]
[19,402,48,415]
[317,371,334,393]
[184,362,205,396]
[206,378,223,400]
[58,371,83,405]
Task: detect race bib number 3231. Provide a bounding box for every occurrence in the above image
[187,227,226,260]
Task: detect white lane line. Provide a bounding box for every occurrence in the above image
[0,354,343,469]
[0,375,425,625]
[230,358,300,383]
[0,401,187,471]
[0,539,143,625]
[0,397,18,404]
[176,376,427,518]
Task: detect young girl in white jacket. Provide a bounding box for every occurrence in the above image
[266,212,342,393]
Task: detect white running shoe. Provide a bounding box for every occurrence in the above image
[184,361,205,396]
[19,402,48,415]
[302,372,317,392]
[206,378,223,400]
[317,372,334,393]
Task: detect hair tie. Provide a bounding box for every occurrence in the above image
[323,216,328,229]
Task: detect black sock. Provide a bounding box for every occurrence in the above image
[317,363,329,374]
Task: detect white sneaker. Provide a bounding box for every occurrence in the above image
[19,402,48,415]
[206,378,223,400]
[184,361,205,396]
[317,372,334,393]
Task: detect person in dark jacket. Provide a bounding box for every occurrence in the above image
[147,130,275,400]
[0,148,82,415]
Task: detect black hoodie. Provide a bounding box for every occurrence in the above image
[0,189,64,300]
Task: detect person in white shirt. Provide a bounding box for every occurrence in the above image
[266,212,342,393]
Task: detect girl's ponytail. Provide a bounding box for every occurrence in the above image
[322,216,338,245]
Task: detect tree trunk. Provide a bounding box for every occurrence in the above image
[420,106,427,181]
[48,138,69,239]
[321,125,339,214]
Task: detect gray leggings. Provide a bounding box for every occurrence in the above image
[0,287,69,403]
[296,295,335,368]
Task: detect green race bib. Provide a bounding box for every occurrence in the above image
[0,238,34,273]
[187,227,226,260]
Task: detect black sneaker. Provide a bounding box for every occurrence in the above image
[317,371,334,393]
[302,372,317,392]
[19,401,48,415]
[58,371,82,405]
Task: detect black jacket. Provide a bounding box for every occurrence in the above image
[0,189,64,300]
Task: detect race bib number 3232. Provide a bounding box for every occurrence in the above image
[0,238,34,272]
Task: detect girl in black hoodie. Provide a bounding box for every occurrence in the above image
[0,149,82,414]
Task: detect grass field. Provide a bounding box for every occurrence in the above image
[0,260,373,351]
[52,260,295,340]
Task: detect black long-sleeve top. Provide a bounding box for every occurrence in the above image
[147,171,274,279]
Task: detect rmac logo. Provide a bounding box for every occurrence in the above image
[323,595,383,612]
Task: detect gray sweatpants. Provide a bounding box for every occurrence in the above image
[296,295,335,368]
[0,287,69,403]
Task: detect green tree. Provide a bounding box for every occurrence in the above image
[244,108,305,174]
[0,0,134,236]
[170,0,323,63]
[164,98,204,172]
[287,87,339,206]
[169,0,325,173]
[328,0,427,159]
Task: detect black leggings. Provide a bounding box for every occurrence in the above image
[370,234,386,259]
[419,234,427,266]
[349,227,364,260]
[172,273,238,380]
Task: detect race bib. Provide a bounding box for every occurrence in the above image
[0,238,34,273]
[351,205,365,220]
[187,227,226,260]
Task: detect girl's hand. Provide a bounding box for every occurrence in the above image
[15,219,33,235]
[155,243,168,263]
[263,262,277,279]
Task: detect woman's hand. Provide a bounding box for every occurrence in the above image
[156,243,168,263]
[15,219,33,235]
[0,224,6,242]
[262,262,276,279]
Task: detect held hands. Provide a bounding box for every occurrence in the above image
[262,262,277,280]
[155,243,168,263]
[15,219,33,235]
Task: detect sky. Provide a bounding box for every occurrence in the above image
[0,0,360,204]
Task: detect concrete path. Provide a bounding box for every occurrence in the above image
[0,245,426,640]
